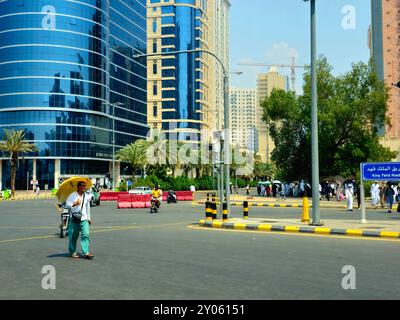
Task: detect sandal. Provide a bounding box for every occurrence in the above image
[83,253,94,260]
[70,253,79,259]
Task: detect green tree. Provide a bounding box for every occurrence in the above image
[0,129,38,197]
[262,56,397,181]
[254,162,276,180]
[116,139,149,183]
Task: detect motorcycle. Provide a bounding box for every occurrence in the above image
[150,197,161,213]
[57,203,70,238]
[166,190,177,204]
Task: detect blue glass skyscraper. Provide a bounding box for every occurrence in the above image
[0,0,148,190]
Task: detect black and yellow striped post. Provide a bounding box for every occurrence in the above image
[243,201,249,219]
[222,203,228,222]
[212,202,218,220]
[205,201,212,221]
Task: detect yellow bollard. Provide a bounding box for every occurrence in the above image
[302,197,310,223]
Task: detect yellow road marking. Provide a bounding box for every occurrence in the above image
[346,229,364,237]
[234,223,247,230]
[380,231,400,239]
[0,235,57,243]
[258,224,272,231]
[284,226,300,232]
[212,221,223,228]
[0,222,187,244]
[314,227,331,235]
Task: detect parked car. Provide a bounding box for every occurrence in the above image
[129,186,152,195]
[88,186,101,207]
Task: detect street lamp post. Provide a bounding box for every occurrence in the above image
[133,49,231,215]
[304,0,322,225]
[105,101,124,191]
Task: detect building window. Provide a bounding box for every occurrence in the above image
[153,61,158,75]
[153,40,157,53]
[153,104,158,117]
[153,19,157,33]
[153,82,158,96]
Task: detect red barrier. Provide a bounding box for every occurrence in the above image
[131,195,151,208]
[114,190,193,206]
[117,194,132,209]
[101,192,128,201]
[175,191,193,201]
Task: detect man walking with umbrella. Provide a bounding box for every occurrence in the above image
[57,177,94,260]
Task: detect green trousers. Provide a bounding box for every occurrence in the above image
[68,220,90,255]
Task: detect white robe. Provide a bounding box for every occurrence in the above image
[370,183,380,206]
[345,184,354,210]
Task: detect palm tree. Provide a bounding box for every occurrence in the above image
[116,139,149,183]
[0,129,38,198]
[254,162,276,180]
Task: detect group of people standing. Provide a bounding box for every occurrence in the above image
[257,180,311,198]
[370,181,400,213]
[320,179,399,213]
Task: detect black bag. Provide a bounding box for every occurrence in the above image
[71,194,85,223]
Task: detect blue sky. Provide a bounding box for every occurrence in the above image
[229,0,372,93]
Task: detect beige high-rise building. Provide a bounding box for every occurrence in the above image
[230,88,258,152]
[371,0,400,160]
[147,0,230,143]
[256,67,288,162]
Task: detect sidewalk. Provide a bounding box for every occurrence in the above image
[1,191,54,201]
[198,216,400,240]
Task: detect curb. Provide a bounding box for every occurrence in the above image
[196,201,394,210]
[198,220,400,240]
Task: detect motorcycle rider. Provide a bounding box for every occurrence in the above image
[151,185,162,211]
[167,190,177,203]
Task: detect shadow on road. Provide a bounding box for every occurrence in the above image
[47,253,70,259]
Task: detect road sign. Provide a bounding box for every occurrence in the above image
[361,162,400,181]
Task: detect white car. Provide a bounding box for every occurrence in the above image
[129,186,152,195]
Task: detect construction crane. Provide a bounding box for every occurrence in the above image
[238,57,308,92]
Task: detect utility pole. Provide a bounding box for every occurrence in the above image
[305,0,322,226]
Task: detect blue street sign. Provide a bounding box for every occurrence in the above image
[361,162,400,181]
[127,181,132,187]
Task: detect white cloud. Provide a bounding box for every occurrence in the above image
[264,42,299,63]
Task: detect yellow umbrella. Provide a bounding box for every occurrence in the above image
[56,176,93,203]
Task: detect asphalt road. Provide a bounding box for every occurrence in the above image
[0,199,399,300]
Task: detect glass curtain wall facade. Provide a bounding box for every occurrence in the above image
[147,0,211,143]
[0,0,148,190]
